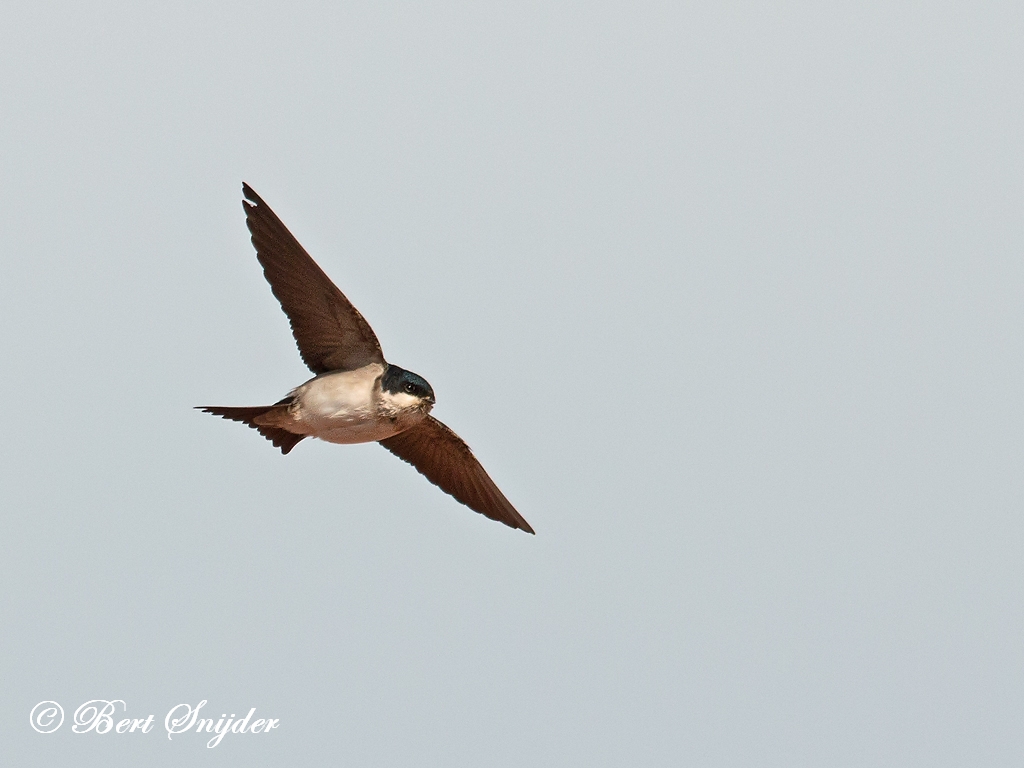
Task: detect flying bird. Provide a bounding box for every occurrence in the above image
[198,184,534,534]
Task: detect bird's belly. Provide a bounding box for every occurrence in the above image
[289,366,401,444]
[316,419,402,444]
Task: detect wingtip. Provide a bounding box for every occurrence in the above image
[508,506,536,534]
[241,182,261,209]
[505,513,535,535]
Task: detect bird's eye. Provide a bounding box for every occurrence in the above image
[403,382,416,393]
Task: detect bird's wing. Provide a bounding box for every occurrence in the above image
[242,183,384,373]
[379,416,535,534]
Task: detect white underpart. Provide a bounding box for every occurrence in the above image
[378,390,424,413]
[276,363,430,445]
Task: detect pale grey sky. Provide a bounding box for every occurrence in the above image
[3,2,1023,765]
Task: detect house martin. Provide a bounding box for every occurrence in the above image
[198,184,534,534]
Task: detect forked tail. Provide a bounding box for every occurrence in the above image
[196,402,305,455]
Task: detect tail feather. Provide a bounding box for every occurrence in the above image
[197,403,305,455]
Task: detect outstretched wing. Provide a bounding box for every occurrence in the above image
[379,416,535,534]
[242,183,384,373]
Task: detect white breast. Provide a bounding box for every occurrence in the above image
[289,363,401,444]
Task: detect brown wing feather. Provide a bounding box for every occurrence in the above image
[379,416,534,534]
[242,183,384,373]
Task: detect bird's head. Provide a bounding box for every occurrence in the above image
[381,364,436,415]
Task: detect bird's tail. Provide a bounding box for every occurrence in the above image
[196,401,305,455]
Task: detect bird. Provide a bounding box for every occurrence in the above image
[198,184,534,534]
